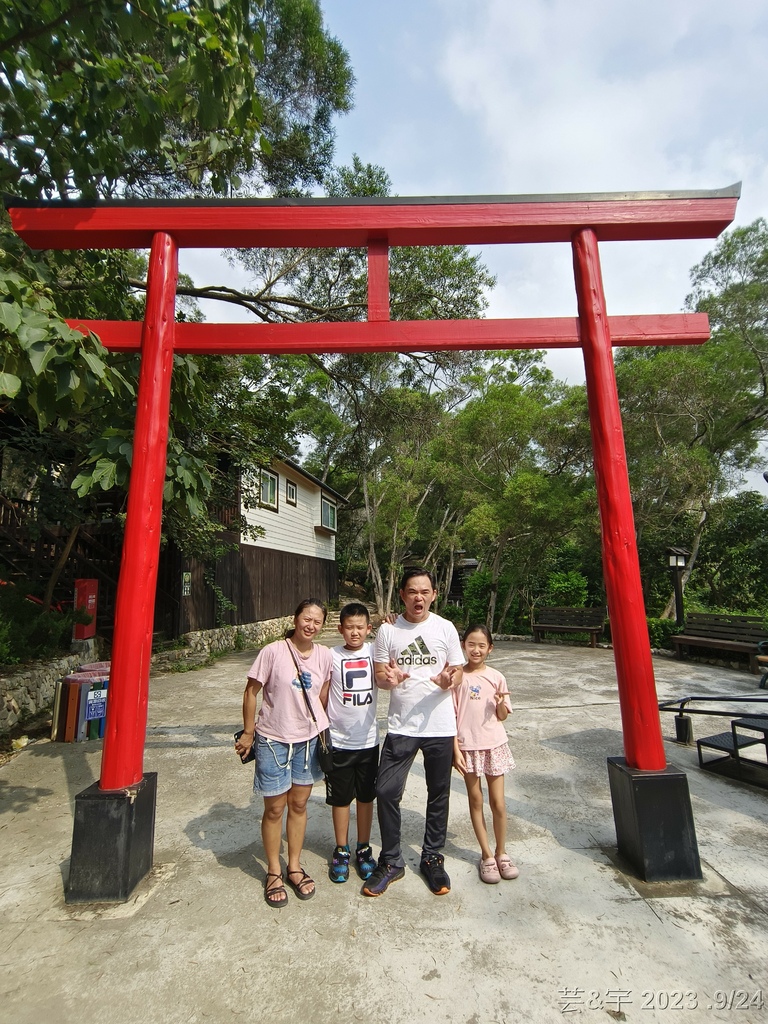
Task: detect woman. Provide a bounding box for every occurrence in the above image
[235,599,332,907]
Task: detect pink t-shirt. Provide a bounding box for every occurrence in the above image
[248,639,332,743]
[452,665,511,752]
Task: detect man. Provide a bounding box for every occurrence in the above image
[363,567,464,897]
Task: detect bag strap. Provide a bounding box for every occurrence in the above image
[285,640,319,726]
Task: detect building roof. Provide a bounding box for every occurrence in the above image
[278,458,346,504]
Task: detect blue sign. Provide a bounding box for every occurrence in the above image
[85,688,107,721]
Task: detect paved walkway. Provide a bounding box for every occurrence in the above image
[1,642,767,1023]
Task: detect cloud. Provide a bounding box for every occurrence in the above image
[421,0,768,380]
[181,0,768,387]
[436,0,768,195]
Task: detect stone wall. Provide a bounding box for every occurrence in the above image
[1,652,86,732]
[182,616,292,657]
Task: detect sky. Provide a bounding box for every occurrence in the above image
[180,0,768,473]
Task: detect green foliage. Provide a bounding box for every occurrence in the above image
[203,567,238,626]
[257,0,354,192]
[688,491,768,614]
[440,603,466,629]
[0,258,134,426]
[0,583,90,663]
[544,571,588,607]
[0,614,11,662]
[0,0,268,198]
[646,617,682,650]
[462,569,493,629]
[0,0,355,581]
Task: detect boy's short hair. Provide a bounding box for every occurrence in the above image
[339,602,370,623]
[399,566,436,591]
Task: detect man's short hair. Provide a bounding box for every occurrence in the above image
[399,566,436,591]
[339,602,370,623]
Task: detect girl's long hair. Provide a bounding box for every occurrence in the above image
[462,623,493,645]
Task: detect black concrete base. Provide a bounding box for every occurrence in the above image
[66,772,157,903]
[607,757,702,882]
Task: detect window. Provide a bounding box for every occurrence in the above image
[286,480,297,506]
[321,496,337,531]
[260,469,278,510]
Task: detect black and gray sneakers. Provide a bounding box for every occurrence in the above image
[420,853,451,895]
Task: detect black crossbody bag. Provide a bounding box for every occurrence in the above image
[285,640,334,774]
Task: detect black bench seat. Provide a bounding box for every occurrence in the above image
[532,606,606,648]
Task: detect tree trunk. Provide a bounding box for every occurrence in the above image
[384,514,400,615]
[496,574,518,634]
[362,474,385,615]
[42,523,81,613]
[486,531,509,632]
[436,543,456,613]
[659,504,708,620]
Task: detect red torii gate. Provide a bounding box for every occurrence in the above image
[8,185,740,896]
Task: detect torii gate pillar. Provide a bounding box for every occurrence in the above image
[67,232,178,902]
[573,228,701,881]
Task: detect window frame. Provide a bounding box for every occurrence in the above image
[259,468,279,512]
[320,495,337,532]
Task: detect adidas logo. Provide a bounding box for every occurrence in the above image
[396,637,438,668]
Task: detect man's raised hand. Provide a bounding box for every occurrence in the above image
[384,657,409,687]
[431,662,460,690]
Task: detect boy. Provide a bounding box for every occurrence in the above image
[324,602,379,882]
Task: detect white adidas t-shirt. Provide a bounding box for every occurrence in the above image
[374,612,464,737]
[327,642,378,749]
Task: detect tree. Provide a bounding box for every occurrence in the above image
[218,156,497,612]
[0,0,268,199]
[0,0,355,609]
[613,218,768,615]
[436,376,589,630]
[687,491,768,615]
[256,0,354,194]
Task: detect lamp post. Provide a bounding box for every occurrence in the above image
[666,546,689,628]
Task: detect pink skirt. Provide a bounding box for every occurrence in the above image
[462,742,516,777]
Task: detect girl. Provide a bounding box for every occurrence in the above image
[453,624,519,884]
[235,598,333,908]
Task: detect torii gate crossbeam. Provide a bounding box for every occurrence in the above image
[8,185,739,896]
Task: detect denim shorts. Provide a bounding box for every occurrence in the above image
[253,733,323,797]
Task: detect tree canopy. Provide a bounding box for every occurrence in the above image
[0,0,354,602]
[1,0,268,198]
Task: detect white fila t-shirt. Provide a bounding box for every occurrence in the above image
[374,613,464,737]
[327,642,378,749]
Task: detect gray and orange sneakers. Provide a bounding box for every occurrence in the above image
[362,861,405,896]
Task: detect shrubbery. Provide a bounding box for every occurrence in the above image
[544,570,589,607]
[646,617,682,650]
[0,584,90,665]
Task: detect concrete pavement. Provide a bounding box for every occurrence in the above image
[1,641,767,1023]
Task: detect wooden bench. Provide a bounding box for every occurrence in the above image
[671,612,768,673]
[532,606,606,648]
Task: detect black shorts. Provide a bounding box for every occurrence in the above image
[324,744,379,807]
